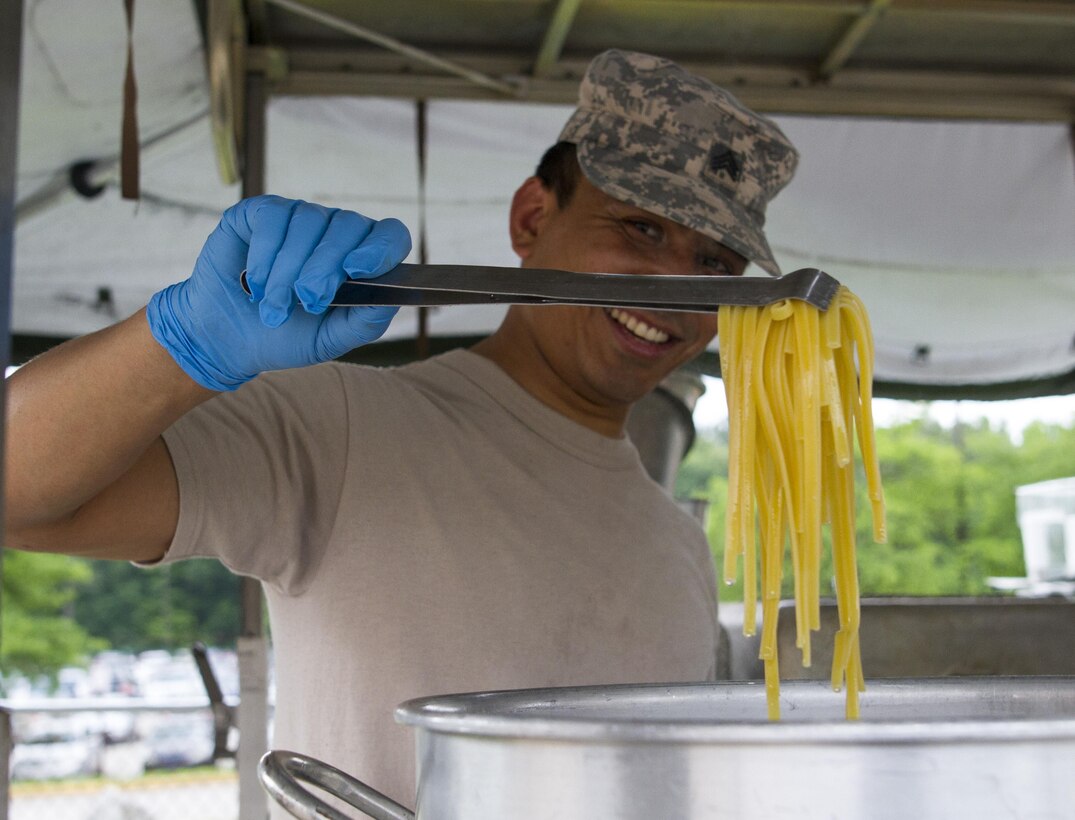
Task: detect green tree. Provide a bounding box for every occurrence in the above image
[2,550,242,683]
[1,551,106,684]
[72,559,241,652]
[857,418,1020,595]
[677,411,1075,602]
[1015,422,1075,486]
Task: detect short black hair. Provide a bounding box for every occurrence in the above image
[534,142,581,208]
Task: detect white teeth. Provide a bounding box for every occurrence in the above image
[609,308,670,344]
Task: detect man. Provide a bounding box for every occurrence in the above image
[4,50,797,804]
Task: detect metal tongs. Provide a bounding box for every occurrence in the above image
[240,264,840,312]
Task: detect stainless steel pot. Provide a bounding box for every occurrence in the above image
[259,676,1075,819]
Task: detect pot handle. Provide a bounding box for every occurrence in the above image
[258,749,416,820]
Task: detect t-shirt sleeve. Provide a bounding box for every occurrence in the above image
[159,363,353,595]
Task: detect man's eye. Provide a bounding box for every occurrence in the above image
[700,255,734,275]
[626,219,662,241]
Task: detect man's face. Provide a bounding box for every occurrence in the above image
[502,174,747,421]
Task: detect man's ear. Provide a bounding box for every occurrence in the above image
[509,177,556,260]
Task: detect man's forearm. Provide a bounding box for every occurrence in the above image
[4,197,410,559]
[3,309,215,555]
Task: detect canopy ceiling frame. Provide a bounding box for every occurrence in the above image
[9,0,1075,398]
[221,0,1075,118]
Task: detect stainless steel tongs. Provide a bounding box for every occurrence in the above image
[240,264,840,312]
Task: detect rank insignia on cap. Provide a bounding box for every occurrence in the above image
[708,144,742,181]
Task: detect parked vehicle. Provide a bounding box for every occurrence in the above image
[143,715,215,769]
[10,725,103,780]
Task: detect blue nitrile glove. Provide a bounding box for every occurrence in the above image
[147,195,411,391]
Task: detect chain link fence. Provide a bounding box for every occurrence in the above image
[7,703,240,820]
[4,644,248,820]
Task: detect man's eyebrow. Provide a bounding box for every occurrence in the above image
[605,200,651,217]
[698,240,735,258]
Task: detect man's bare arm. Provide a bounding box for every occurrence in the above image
[3,309,214,562]
[4,197,412,563]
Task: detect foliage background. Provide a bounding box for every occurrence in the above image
[1,553,239,685]
[676,415,1075,603]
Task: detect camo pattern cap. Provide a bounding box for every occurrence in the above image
[559,50,799,276]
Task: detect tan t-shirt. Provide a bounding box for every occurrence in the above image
[161,349,719,808]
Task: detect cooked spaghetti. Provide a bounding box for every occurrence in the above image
[718,287,885,720]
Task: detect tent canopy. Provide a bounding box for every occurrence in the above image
[12,0,1075,398]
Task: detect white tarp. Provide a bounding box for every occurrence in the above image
[12,0,1075,393]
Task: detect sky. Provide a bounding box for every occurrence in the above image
[693,376,1075,445]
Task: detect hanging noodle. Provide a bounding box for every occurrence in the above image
[718,287,886,720]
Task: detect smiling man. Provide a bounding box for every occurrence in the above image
[475,51,794,437]
[5,51,797,808]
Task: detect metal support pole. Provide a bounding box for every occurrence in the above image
[533,0,582,77]
[415,100,429,360]
[818,0,891,79]
[266,0,517,97]
[0,709,9,820]
[237,70,270,820]
[0,1,24,817]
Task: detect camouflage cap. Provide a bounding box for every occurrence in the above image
[558,50,798,276]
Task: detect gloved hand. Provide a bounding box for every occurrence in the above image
[147,195,411,391]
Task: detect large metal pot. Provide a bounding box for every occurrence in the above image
[259,676,1075,819]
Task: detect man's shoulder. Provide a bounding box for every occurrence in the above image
[307,350,488,414]
[376,348,489,397]
[221,351,483,419]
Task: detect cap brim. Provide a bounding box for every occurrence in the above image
[576,143,782,277]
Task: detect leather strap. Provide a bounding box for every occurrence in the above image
[121,0,139,200]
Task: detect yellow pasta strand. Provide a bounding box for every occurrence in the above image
[718,286,885,721]
[764,642,782,721]
[719,307,744,585]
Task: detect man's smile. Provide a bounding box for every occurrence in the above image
[603,307,685,359]
[606,308,672,344]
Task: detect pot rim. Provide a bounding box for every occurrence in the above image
[395,676,1075,746]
